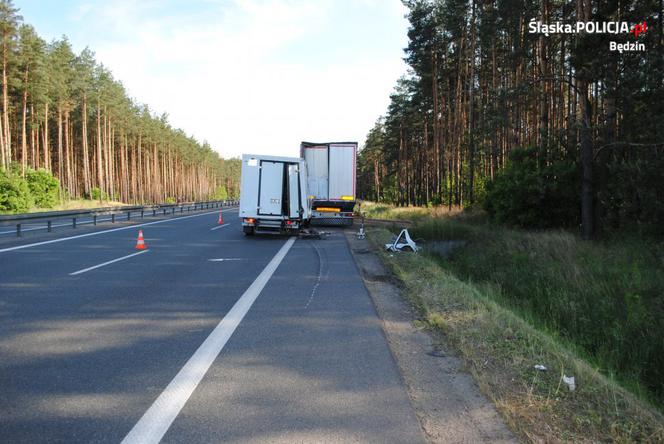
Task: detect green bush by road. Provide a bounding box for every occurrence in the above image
[0,167,60,213]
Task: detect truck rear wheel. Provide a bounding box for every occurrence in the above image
[243,226,255,236]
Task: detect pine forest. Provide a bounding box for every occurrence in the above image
[358,0,663,238]
[0,1,240,211]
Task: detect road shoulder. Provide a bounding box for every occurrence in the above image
[345,229,517,444]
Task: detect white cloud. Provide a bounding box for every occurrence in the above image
[69,0,408,158]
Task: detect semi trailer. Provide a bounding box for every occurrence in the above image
[239,154,310,235]
[300,141,357,225]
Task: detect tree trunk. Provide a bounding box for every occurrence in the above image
[81,93,91,196]
[43,103,50,172]
[21,71,28,176]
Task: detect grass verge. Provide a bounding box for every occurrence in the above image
[364,219,664,442]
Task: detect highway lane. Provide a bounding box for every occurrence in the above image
[0,210,424,443]
[162,233,424,443]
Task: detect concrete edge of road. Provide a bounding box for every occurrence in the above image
[344,229,517,444]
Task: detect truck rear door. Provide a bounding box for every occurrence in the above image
[303,147,328,200]
[328,144,356,200]
[287,164,300,219]
[258,161,284,216]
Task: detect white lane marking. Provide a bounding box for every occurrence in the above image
[0,208,239,254]
[121,237,296,444]
[207,258,244,262]
[210,223,231,231]
[69,250,150,276]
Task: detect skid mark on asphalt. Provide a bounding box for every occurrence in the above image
[304,241,326,309]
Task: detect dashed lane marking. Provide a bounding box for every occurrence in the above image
[69,250,150,276]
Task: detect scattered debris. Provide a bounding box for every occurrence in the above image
[534,364,547,371]
[427,349,446,358]
[357,215,366,240]
[385,229,419,252]
[562,375,576,391]
[299,228,330,239]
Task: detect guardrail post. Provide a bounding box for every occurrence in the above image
[180,207,183,213]
[153,209,156,217]
[93,215,97,225]
[141,210,144,219]
[16,223,21,237]
[112,214,115,223]
[172,207,175,215]
[72,217,77,229]
[127,211,131,221]
[48,220,52,232]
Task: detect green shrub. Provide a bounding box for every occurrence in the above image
[164,197,176,204]
[213,185,228,200]
[0,170,33,212]
[600,157,664,235]
[484,147,580,228]
[89,187,109,201]
[25,168,60,208]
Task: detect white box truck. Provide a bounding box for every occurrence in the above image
[239,154,310,235]
[300,141,357,225]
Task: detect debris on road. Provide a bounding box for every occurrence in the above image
[298,228,330,239]
[385,229,418,252]
[562,375,576,391]
[534,364,547,371]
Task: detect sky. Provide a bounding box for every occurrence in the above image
[15,0,409,159]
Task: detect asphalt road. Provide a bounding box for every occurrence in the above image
[0,209,425,443]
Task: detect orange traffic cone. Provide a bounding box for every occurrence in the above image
[217,209,224,224]
[135,230,147,250]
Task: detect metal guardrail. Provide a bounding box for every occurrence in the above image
[0,199,239,237]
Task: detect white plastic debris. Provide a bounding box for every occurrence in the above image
[385,229,418,252]
[562,375,576,391]
[534,364,547,371]
[357,217,366,239]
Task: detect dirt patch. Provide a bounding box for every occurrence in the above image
[345,230,517,443]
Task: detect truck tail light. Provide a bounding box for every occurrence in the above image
[244,218,255,224]
[285,220,293,225]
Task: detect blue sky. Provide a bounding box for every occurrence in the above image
[16,0,409,158]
